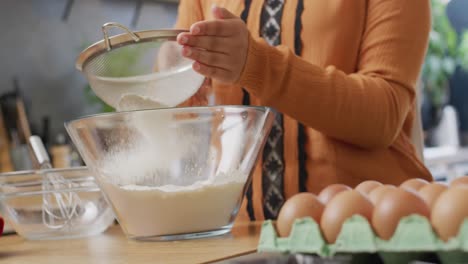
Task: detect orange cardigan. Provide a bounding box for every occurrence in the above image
[175,0,433,221]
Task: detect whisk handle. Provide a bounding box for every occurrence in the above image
[29,135,52,169]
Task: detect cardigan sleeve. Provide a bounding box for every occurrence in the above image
[174,0,204,29]
[237,0,431,149]
[173,0,210,107]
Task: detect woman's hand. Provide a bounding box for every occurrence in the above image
[177,6,249,84]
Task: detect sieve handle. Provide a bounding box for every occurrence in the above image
[102,22,140,51]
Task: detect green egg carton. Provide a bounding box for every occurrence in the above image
[258,215,468,264]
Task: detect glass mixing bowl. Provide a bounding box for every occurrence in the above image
[0,167,115,240]
[65,106,274,240]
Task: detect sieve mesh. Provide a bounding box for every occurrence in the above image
[84,41,164,77]
[78,23,205,109]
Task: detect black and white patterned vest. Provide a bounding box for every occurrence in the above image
[260,0,286,220]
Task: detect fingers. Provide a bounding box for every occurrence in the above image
[175,6,248,84]
[212,6,237,19]
[188,6,239,36]
[177,33,230,53]
[192,61,233,83]
[189,19,239,37]
[182,46,230,70]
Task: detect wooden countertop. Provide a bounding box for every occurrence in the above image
[0,222,261,264]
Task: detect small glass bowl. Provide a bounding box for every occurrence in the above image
[0,167,115,240]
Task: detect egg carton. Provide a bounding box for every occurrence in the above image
[258,215,468,264]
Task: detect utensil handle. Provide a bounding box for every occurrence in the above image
[29,135,52,169]
[102,22,140,51]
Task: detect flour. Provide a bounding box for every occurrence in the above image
[88,61,205,108]
[100,171,246,237]
[116,94,168,111]
[95,82,248,238]
[100,92,201,184]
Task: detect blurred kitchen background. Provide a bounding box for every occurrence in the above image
[0,0,467,181]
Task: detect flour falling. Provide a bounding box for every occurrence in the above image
[96,93,248,238]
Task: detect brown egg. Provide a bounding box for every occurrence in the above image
[320,190,373,243]
[399,178,429,191]
[450,176,468,187]
[355,181,383,195]
[372,188,430,240]
[418,182,448,209]
[318,184,352,204]
[276,193,324,237]
[368,185,396,204]
[431,186,468,241]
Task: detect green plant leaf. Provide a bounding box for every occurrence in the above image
[442,57,456,75]
[428,31,444,56]
[422,0,466,108]
[458,31,468,71]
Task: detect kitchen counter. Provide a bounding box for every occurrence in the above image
[0,222,261,264]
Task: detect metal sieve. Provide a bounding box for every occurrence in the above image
[76,22,205,109]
